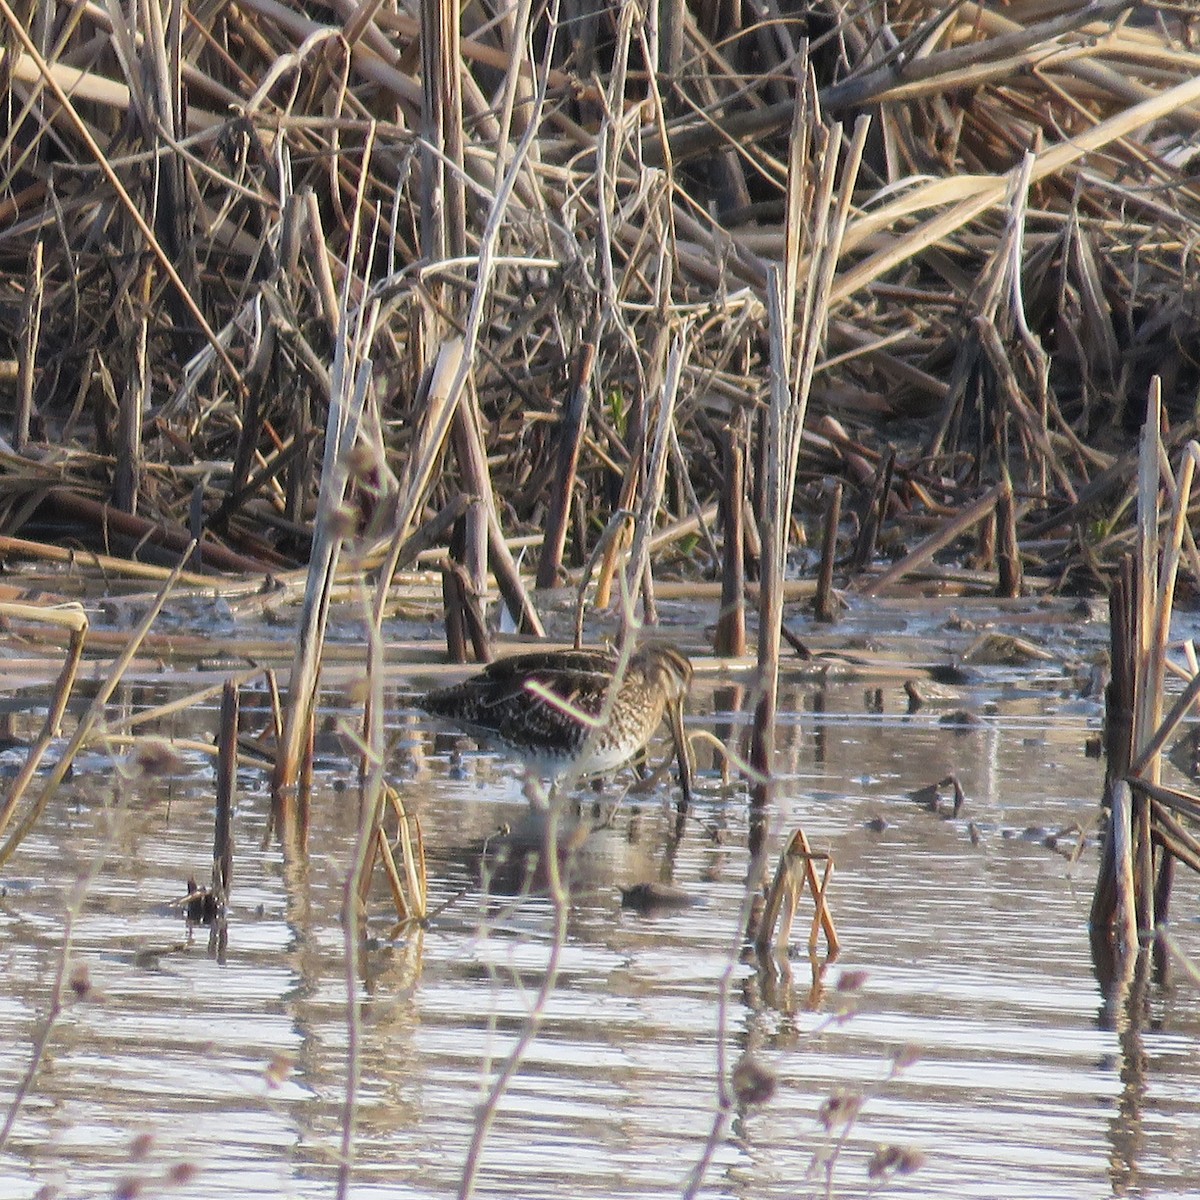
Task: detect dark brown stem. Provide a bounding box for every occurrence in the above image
[214,680,237,905]
[714,419,746,657]
[537,321,597,588]
[812,481,842,623]
[996,468,1023,597]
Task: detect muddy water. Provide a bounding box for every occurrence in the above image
[2,604,1200,1199]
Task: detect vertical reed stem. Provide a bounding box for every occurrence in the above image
[113,297,148,515]
[996,468,1022,597]
[15,238,42,453]
[537,321,598,589]
[214,680,237,905]
[813,481,841,623]
[715,419,746,657]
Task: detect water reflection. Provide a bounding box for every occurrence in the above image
[0,652,1198,1199]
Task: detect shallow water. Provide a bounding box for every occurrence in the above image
[2,602,1200,1200]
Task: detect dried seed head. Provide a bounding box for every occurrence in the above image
[166,1162,199,1185]
[68,962,91,999]
[836,969,869,993]
[867,1144,926,1179]
[345,674,371,706]
[731,1054,777,1107]
[327,501,360,542]
[265,1054,294,1088]
[129,1132,155,1161]
[345,439,379,482]
[133,738,184,777]
[817,1089,862,1131]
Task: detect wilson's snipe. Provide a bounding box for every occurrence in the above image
[417,643,694,802]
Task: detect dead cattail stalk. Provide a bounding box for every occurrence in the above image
[750,82,867,878]
[1107,780,1139,953]
[113,300,148,516]
[441,558,468,664]
[1092,385,1200,954]
[419,0,465,262]
[449,390,493,595]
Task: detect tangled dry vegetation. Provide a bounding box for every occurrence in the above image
[0,0,1198,596]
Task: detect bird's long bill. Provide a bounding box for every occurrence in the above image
[666,696,693,807]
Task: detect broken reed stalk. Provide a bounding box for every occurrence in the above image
[440,559,469,664]
[749,68,813,828]
[1130,388,1163,934]
[813,481,842,623]
[850,446,893,572]
[448,393,492,596]
[750,76,867,892]
[749,272,787,837]
[376,336,467,601]
[859,482,1006,597]
[0,547,194,868]
[1092,382,1200,952]
[113,291,147,515]
[996,468,1022,598]
[213,679,237,908]
[439,557,490,663]
[756,827,840,957]
[376,785,428,924]
[273,145,382,846]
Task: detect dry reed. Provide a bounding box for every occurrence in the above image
[0,0,1194,618]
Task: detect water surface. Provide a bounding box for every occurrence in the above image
[1,599,1198,1199]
